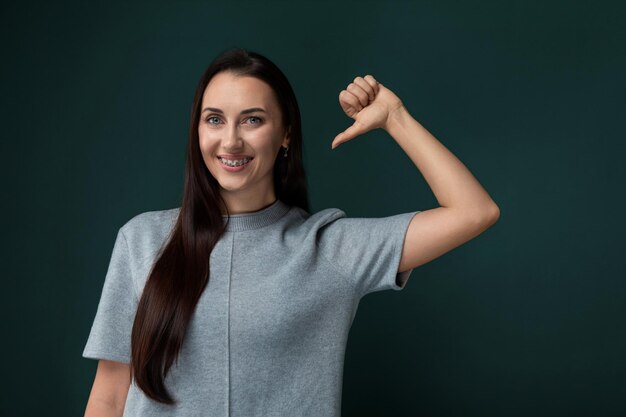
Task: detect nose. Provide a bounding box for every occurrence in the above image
[223,122,243,150]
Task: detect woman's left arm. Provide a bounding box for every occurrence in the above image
[332,75,500,273]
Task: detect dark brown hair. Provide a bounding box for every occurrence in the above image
[129,47,310,404]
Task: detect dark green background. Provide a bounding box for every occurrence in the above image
[3,0,625,416]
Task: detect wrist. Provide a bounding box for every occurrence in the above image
[383,104,411,135]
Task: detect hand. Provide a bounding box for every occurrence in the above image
[331,75,404,149]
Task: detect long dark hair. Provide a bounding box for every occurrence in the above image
[129,48,310,404]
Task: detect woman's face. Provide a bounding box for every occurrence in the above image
[198,71,290,204]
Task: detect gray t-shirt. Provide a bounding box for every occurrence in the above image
[83,199,420,416]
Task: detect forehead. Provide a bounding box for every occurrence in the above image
[201,72,277,110]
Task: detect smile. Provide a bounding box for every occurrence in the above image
[218,156,253,167]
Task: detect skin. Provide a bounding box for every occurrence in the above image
[84,359,130,417]
[198,71,290,215]
[332,75,500,274]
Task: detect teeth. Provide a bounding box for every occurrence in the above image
[219,157,251,167]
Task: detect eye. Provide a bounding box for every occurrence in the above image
[206,116,221,125]
[247,116,263,125]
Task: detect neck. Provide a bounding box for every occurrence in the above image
[221,191,278,215]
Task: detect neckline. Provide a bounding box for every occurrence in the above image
[222,199,291,232]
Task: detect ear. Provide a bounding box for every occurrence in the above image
[282,126,291,148]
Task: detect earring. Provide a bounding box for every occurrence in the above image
[283,146,289,158]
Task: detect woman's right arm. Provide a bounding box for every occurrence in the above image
[84,359,131,417]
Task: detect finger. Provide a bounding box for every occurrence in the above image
[331,120,366,149]
[339,90,362,115]
[364,74,380,94]
[353,76,375,103]
[346,82,369,108]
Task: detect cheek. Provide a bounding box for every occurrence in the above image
[249,129,282,152]
[198,130,218,154]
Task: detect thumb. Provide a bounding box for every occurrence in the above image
[331,121,366,149]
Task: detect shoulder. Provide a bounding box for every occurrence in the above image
[287,205,408,237]
[288,206,348,235]
[118,207,180,250]
[289,206,420,247]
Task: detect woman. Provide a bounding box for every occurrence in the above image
[83,47,500,416]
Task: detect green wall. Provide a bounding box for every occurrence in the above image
[3,1,625,415]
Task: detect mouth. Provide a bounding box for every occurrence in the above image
[217,156,254,168]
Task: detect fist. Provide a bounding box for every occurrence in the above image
[332,75,404,149]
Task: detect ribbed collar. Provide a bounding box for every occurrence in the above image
[222,199,291,232]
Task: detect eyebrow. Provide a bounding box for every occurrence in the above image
[202,107,267,115]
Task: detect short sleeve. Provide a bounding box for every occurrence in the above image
[317,210,420,297]
[82,227,139,364]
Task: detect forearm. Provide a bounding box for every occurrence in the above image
[384,105,499,220]
[84,397,124,417]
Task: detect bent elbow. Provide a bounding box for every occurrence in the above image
[485,204,501,226]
